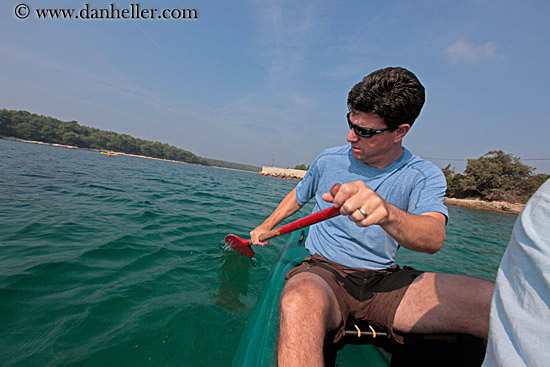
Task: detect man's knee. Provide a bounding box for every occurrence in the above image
[281,274,327,311]
[279,272,340,324]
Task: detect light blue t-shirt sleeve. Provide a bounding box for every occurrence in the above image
[295,155,321,206]
[407,164,448,218]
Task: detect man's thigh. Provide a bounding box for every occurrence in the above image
[393,272,494,337]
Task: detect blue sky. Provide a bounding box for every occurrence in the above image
[2,0,549,173]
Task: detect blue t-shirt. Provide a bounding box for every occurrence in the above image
[295,145,448,269]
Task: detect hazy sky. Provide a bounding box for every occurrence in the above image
[2,0,549,173]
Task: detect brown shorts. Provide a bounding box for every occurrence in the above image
[285,253,424,344]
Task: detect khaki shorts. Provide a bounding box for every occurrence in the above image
[285,253,424,344]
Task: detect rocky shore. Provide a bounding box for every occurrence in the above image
[444,197,524,215]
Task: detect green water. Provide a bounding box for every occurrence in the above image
[0,139,517,366]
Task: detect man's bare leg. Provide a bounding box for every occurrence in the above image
[277,272,342,367]
[393,272,494,339]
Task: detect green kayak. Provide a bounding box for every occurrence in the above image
[232,229,486,367]
[231,229,390,367]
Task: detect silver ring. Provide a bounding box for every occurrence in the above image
[358,207,368,217]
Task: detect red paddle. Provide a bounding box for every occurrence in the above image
[225,184,342,258]
[224,205,341,257]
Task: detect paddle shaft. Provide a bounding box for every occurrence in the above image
[258,206,341,243]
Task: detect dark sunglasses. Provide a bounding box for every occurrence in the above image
[346,112,394,138]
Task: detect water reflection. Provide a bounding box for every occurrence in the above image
[214,247,252,312]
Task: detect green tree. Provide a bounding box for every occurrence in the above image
[14,118,41,141]
[459,150,539,202]
[0,110,13,136]
[118,134,137,154]
[520,174,550,202]
[105,133,122,151]
[62,131,81,146]
[442,164,464,198]
[40,124,57,143]
[294,164,308,171]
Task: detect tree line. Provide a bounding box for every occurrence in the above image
[0,109,260,172]
[2,109,547,202]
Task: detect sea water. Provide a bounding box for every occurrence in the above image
[0,139,517,366]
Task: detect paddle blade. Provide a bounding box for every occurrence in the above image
[224,234,255,258]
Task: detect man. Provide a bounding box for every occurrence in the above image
[482,179,550,366]
[250,67,494,366]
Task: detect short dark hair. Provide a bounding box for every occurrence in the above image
[347,67,425,128]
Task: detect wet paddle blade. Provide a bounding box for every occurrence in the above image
[224,234,255,258]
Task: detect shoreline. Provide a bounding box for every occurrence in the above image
[258,167,524,215]
[1,136,187,163]
[444,197,523,215]
[1,136,258,173]
[1,137,525,215]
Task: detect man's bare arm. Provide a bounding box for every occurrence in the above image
[250,188,303,246]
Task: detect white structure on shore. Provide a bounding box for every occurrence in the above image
[259,166,306,181]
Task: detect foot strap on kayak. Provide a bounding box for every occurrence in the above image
[344,324,387,338]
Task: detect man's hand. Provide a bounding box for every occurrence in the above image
[322,181,446,253]
[250,224,272,246]
[249,187,303,247]
[322,181,390,227]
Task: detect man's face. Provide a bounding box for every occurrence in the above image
[346,110,401,168]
